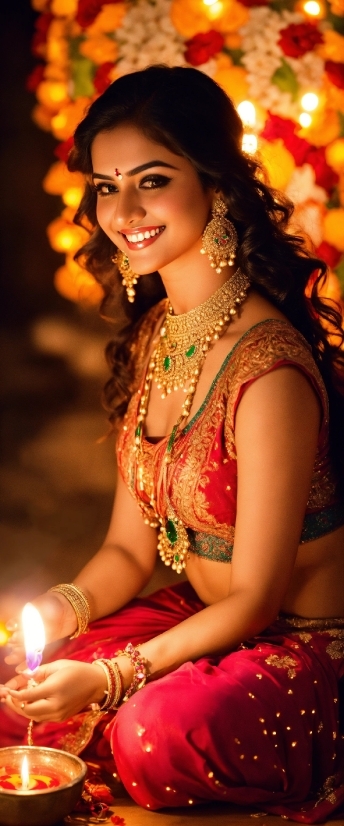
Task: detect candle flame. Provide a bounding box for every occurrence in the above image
[21,756,30,790]
[22,603,45,672]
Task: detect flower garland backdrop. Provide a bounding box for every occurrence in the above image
[28,0,344,309]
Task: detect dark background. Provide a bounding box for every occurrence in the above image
[0,0,116,619]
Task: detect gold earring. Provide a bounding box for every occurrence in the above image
[200,198,238,274]
[112,250,139,303]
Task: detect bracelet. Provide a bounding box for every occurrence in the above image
[49,584,91,639]
[93,659,123,711]
[114,643,148,703]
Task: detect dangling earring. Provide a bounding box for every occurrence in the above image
[201,197,238,274]
[112,250,139,303]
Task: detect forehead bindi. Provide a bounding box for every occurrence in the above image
[91,126,180,180]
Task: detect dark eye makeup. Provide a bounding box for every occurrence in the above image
[93,173,172,196]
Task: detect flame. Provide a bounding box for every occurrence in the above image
[22,603,45,672]
[21,756,30,790]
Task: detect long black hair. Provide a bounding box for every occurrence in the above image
[68,65,344,488]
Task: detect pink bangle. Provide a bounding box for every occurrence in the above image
[114,643,148,703]
[93,658,122,711]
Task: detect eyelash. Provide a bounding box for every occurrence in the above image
[93,174,171,197]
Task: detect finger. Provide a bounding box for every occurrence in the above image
[4,648,26,665]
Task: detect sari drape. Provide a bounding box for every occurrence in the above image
[1,581,344,823]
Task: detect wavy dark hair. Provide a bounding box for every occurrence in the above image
[68,65,344,489]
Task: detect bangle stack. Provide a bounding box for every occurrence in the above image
[114,643,148,703]
[49,583,91,638]
[93,658,123,711]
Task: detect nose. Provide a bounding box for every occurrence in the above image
[112,188,146,231]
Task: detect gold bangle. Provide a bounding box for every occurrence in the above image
[49,584,90,638]
[93,659,123,711]
[114,643,148,702]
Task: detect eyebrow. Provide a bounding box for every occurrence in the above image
[92,160,178,180]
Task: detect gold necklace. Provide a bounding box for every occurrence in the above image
[133,269,250,573]
[153,268,249,401]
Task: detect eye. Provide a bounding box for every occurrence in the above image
[140,174,171,189]
[93,182,118,197]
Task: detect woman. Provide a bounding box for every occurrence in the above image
[1,65,344,823]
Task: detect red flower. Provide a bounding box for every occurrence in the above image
[278,22,323,58]
[54,137,74,163]
[26,64,45,93]
[76,0,121,29]
[184,30,224,67]
[84,780,115,805]
[325,60,344,90]
[261,114,310,166]
[94,62,115,94]
[31,13,53,57]
[304,146,339,191]
[111,816,126,825]
[315,241,341,269]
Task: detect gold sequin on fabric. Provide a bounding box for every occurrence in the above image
[265,654,298,679]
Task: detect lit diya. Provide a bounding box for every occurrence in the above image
[0,607,87,825]
[0,746,87,826]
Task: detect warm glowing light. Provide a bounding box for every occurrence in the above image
[237,100,256,127]
[205,0,223,18]
[242,134,258,154]
[22,604,45,672]
[203,0,217,5]
[62,186,84,208]
[21,757,30,791]
[303,0,321,14]
[299,112,312,127]
[301,92,319,111]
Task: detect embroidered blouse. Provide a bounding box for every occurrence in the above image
[117,309,344,563]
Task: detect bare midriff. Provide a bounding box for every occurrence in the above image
[185,523,344,618]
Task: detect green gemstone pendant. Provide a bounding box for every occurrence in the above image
[163,356,171,372]
[135,425,142,438]
[166,519,178,545]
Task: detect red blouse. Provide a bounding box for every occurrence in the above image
[117,313,344,563]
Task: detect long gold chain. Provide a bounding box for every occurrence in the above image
[133,270,250,573]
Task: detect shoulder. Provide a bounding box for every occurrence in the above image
[223,318,328,427]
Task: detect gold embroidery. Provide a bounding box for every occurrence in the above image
[117,319,341,550]
[58,707,105,755]
[314,774,338,808]
[265,654,298,679]
[294,632,312,643]
[326,640,344,659]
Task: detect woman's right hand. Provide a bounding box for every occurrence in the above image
[4,591,79,666]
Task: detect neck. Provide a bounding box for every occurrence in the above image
[158,252,236,315]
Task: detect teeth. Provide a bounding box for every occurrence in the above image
[125,227,163,243]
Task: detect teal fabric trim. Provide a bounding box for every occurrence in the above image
[300,502,344,543]
[182,318,294,436]
[187,529,233,563]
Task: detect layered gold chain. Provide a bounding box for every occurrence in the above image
[132,269,250,573]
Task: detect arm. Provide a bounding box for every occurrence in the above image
[4,472,159,656]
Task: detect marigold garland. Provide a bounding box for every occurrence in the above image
[28,0,344,307]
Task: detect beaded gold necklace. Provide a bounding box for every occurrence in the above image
[133,268,250,573]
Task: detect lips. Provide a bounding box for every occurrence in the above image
[121,225,165,251]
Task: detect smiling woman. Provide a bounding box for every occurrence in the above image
[1,65,344,823]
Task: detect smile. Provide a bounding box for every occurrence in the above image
[121,226,165,250]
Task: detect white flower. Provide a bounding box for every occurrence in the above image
[285,164,327,205]
[114,0,185,75]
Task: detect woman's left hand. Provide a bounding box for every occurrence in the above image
[0,660,107,722]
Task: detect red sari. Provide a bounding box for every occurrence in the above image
[1,316,344,823]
